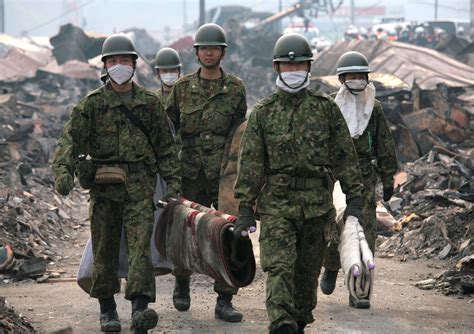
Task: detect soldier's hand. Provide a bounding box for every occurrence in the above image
[55,173,74,196]
[383,186,394,202]
[344,196,363,223]
[233,204,256,240]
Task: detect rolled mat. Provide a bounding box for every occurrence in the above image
[338,216,375,301]
[155,200,256,288]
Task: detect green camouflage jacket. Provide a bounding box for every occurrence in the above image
[166,69,247,181]
[234,88,364,219]
[52,82,180,202]
[330,93,398,188]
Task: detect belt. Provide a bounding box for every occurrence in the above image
[266,173,327,190]
[97,161,147,173]
[182,132,226,148]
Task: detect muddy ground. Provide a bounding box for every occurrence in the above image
[1,224,473,334]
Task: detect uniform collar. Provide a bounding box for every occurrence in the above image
[276,87,308,100]
[103,82,146,109]
[188,68,231,96]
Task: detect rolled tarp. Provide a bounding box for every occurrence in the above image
[338,215,375,301]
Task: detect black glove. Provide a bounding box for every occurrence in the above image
[55,173,74,196]
[160,183,180,204]
[233,204,257,240]
[383,186,394,202]
[76,158,96,189]
[344,197,363,222]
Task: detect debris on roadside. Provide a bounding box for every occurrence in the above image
[0,296,37,333]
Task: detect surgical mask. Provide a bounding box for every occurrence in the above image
[344,80,368,95]
[106,64,134,85]
[160,72,179,86]
[276,70,310,93]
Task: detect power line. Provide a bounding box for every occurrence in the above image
[24,0,95,34]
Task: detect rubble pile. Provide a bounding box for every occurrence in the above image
[0,297,36,333]
[377,147,473,294]
[0,61,96,282]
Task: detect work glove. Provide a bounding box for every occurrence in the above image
[383,186,394,202]
[233,204,257,240]
[55,173,74,196]
[76,158,96,189]
[344,196,363,223]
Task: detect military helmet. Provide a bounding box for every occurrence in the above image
[194,23,228,48]
[273,33,313,62]
[154,47,182,69]
[101,34,138,61]
[336,51,370,76]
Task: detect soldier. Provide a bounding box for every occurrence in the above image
[154,47,182,108]
[233,33,364,334]
[320,51,398,308]
[166,23,247,322]
[52,34,180,333]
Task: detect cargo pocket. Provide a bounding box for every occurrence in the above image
[306,130,330,166]
[180,105,202,136]
[265,133,293,170]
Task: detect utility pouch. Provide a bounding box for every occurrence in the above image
[95,166,126,184]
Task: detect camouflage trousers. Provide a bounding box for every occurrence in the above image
[173,168,238,295]
[89,196,156,302]
[323,174,377,271]
[260,210,334,333]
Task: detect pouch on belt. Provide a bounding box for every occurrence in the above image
[95,166,126,184]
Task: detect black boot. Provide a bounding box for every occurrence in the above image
[320,269,338,295]
[273,324,296,334]
[131,295,158,334]
[173,276,191,311]
[214,293,243,323]
[99,297,121,332]
[349,294,371,309]
[297,321,306,334]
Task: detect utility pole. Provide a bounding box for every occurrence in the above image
[199,0,205,27]
[0,0,4,33]
[279,0,282,12]
[183,0,187,29]
[434,0,438,20]
[471,0,474,40]
[350,0,355,25]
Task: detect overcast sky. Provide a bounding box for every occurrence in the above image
[3,0,470,37]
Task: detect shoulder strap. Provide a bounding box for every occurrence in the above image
[118,104,158,160]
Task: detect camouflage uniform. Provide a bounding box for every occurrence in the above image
[323,98,398,271]
[234,88,363,332]
[156,88,170,110]
[166,69,247,294]
[52,82,180,302]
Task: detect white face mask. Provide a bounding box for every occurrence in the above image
[160,72,179,86]
[107,64,134,85]
[276,70,310,93]
[345,79,368,95]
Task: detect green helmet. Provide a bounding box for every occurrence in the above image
[194,23,228,48]
[101,34,138,62]
[273,33,313,62]
[336,51,370,76]
[154,47,182,69]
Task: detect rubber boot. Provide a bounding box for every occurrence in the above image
[273,324,296,334]
[297,321,306,334]
[131,295,159,334]
[349,294,371,309]
[173,276,191,311]
[99,297,121,332]
[214,293,243,323]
